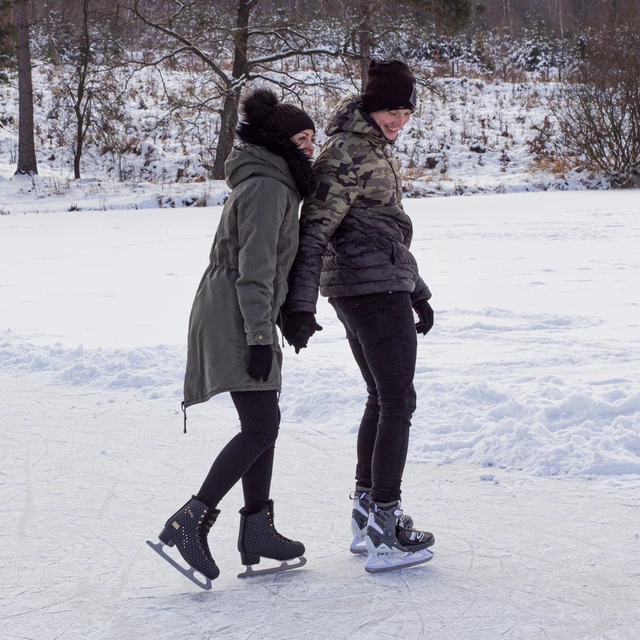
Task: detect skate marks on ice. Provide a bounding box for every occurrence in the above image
[2,377,640,640]
[419,471,640,640]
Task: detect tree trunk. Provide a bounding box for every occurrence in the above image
[503,0,512,35]
[14,0,38,176]
[74,106,84,180]
[359,0,373,92]
[213,88,242,179]
[73,0,91,180]
[212,0,255,179]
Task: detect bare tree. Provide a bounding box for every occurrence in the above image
[63,0,94,179]
[14,0,37,175]
[43,0,130,179]
[127,0,358,178]
[358,0,373,90]
[553,24,640,187]
[352,0,475,90]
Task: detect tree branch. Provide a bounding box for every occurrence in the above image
[249,47,359,68]
[124,1,230,86]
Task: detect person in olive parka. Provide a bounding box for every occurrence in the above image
[150,88,316,585]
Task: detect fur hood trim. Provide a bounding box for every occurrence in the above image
[235,123,316,199]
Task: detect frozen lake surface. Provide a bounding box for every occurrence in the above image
[1,190,639,639]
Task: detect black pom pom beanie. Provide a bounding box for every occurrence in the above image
[239,88,315,138]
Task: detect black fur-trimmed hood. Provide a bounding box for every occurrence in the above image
[235,123,316,199]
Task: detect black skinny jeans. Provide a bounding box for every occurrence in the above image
[330,291,417,504]
[197,390,280,512]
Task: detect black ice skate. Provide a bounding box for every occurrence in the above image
[237,500,306,578]
[364,501,435,574]
[147,496,220,590]
[350,488,415,554]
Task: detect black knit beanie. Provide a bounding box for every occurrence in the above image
[239,88,315,138]
[362,60,417,113]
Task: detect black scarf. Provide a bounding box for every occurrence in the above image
[235,123,317,199]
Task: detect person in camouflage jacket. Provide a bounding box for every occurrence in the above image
[283,60,436,567]
[282,94,431,308]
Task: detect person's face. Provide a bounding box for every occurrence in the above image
[290,129,315,158]
[370,109,412,141]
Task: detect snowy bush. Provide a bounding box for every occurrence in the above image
[553,26,640,188]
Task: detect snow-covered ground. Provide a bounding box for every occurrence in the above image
[0,66,608,199]
[1,190,639,639]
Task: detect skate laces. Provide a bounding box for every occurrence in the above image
[198,510,218,558]
[202,513,217,536]
[267,508,296,545]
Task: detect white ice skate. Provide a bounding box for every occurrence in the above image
[349,489,371,553]
[364,502,434,574]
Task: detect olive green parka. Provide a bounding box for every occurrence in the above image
[183,142,305,409]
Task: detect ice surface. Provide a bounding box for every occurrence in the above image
[1,190,639,638]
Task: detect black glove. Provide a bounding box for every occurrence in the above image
[282,311,323,354]
[247,345,273,382]
[413,299,434,335]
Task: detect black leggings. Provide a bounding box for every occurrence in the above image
[196,390,280,511]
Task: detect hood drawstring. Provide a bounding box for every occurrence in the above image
[181,401,187,434]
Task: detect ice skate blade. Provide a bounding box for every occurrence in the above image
[364,548,434,574]
[350,535,367,554]
[146,539,213,590]
[237,556,306,578]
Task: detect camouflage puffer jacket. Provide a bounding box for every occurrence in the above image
[283,94,430,314]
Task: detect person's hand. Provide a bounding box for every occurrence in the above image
[283,312,323,353]
[413,299,434,335]
[247,345,273,381]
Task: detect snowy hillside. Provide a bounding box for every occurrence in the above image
[0,60,609,212]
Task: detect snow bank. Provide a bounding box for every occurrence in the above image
[0,332,184,398]
[3,323,639,481]
[0,173,230,214]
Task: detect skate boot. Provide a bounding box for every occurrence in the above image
[350,488,415,554]
[349,487,371,553]
[364,501,435,574]
[146,496,220,590]
[237,499,306,577]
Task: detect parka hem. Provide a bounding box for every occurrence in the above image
[183,383,283,410]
